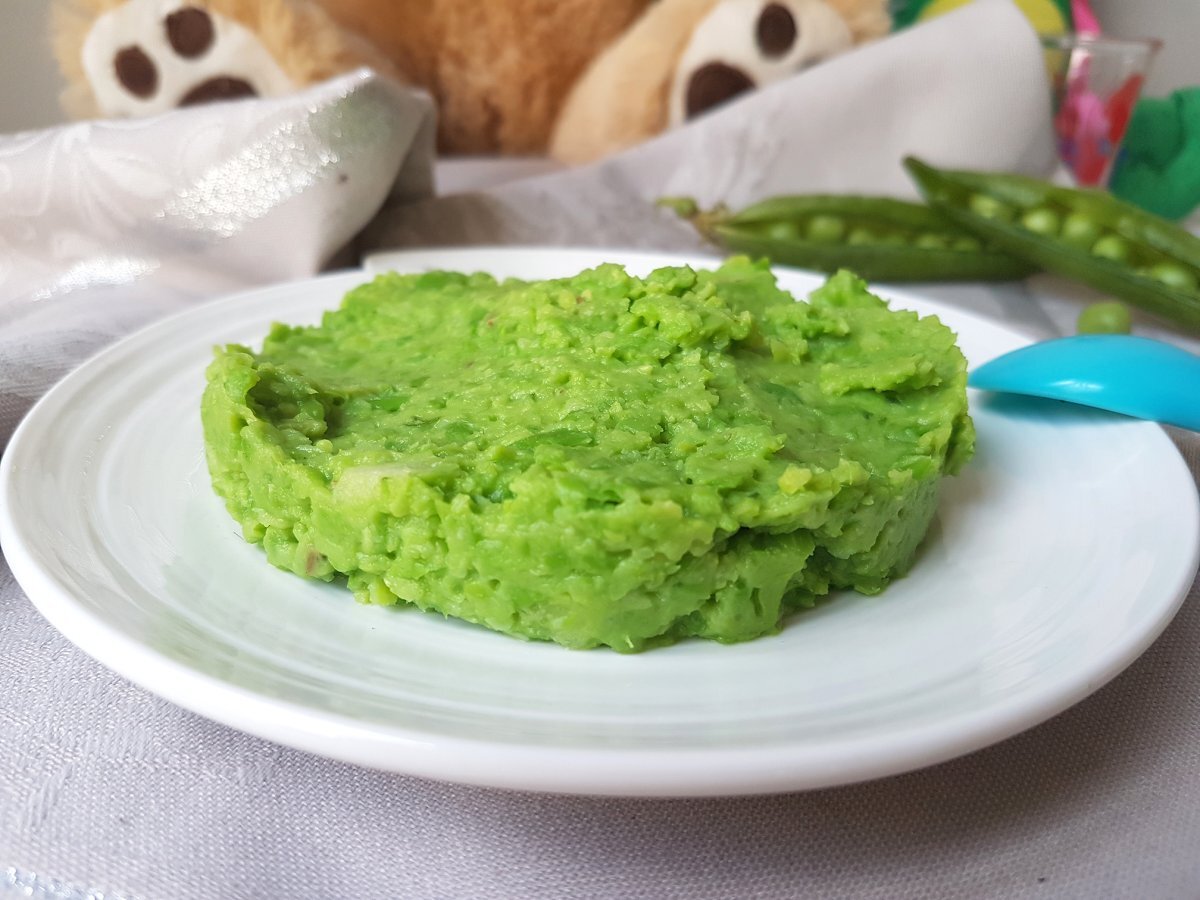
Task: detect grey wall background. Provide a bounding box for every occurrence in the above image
[1093,0,1200,96]
[0,0,1197,135]
[1,0,66,133]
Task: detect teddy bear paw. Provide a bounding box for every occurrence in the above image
[81,0,295,117]
[669,0,855,125]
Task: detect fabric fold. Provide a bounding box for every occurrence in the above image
[0,71,436,443]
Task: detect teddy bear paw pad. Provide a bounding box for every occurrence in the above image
[81,0,295,117]
[670,0,856,124]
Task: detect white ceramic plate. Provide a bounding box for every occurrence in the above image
[3,248,1197,797]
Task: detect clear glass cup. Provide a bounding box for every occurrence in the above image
[1041,34,1161,188]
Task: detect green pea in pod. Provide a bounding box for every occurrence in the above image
[904,156,1200,333]
[661,195,1036,282]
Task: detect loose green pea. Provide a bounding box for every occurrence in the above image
[969,193,1013,221]
[1148,262,1199,292]
[952,236,982,252]
[1091,234,1132,263]
[1061,212,1101,248]
[1077,300,1132,335]
[846,227,875,246]
[805,214,846,243]
[656,196,698,218]
[914,233,948,250]
[1020,207,1061,236]
[761,220,802,241]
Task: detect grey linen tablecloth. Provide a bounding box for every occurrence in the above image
[4,3,1200,897]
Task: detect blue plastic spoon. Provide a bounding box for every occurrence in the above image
[969,335,1200,431]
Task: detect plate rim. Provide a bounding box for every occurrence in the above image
[3,247,1198,797]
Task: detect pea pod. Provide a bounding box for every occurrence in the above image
[904,156,1200,333]
[666,195,1035,282]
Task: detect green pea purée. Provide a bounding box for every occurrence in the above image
[202,259,974,651]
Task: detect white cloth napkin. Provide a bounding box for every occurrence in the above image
[0,70,435,443]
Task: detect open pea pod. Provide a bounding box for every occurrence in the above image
[671,195,1035,282]
[905,156,1200,333]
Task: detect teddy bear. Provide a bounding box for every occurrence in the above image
[51,0,890,163]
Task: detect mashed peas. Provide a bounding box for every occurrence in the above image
[201,259,974,651]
